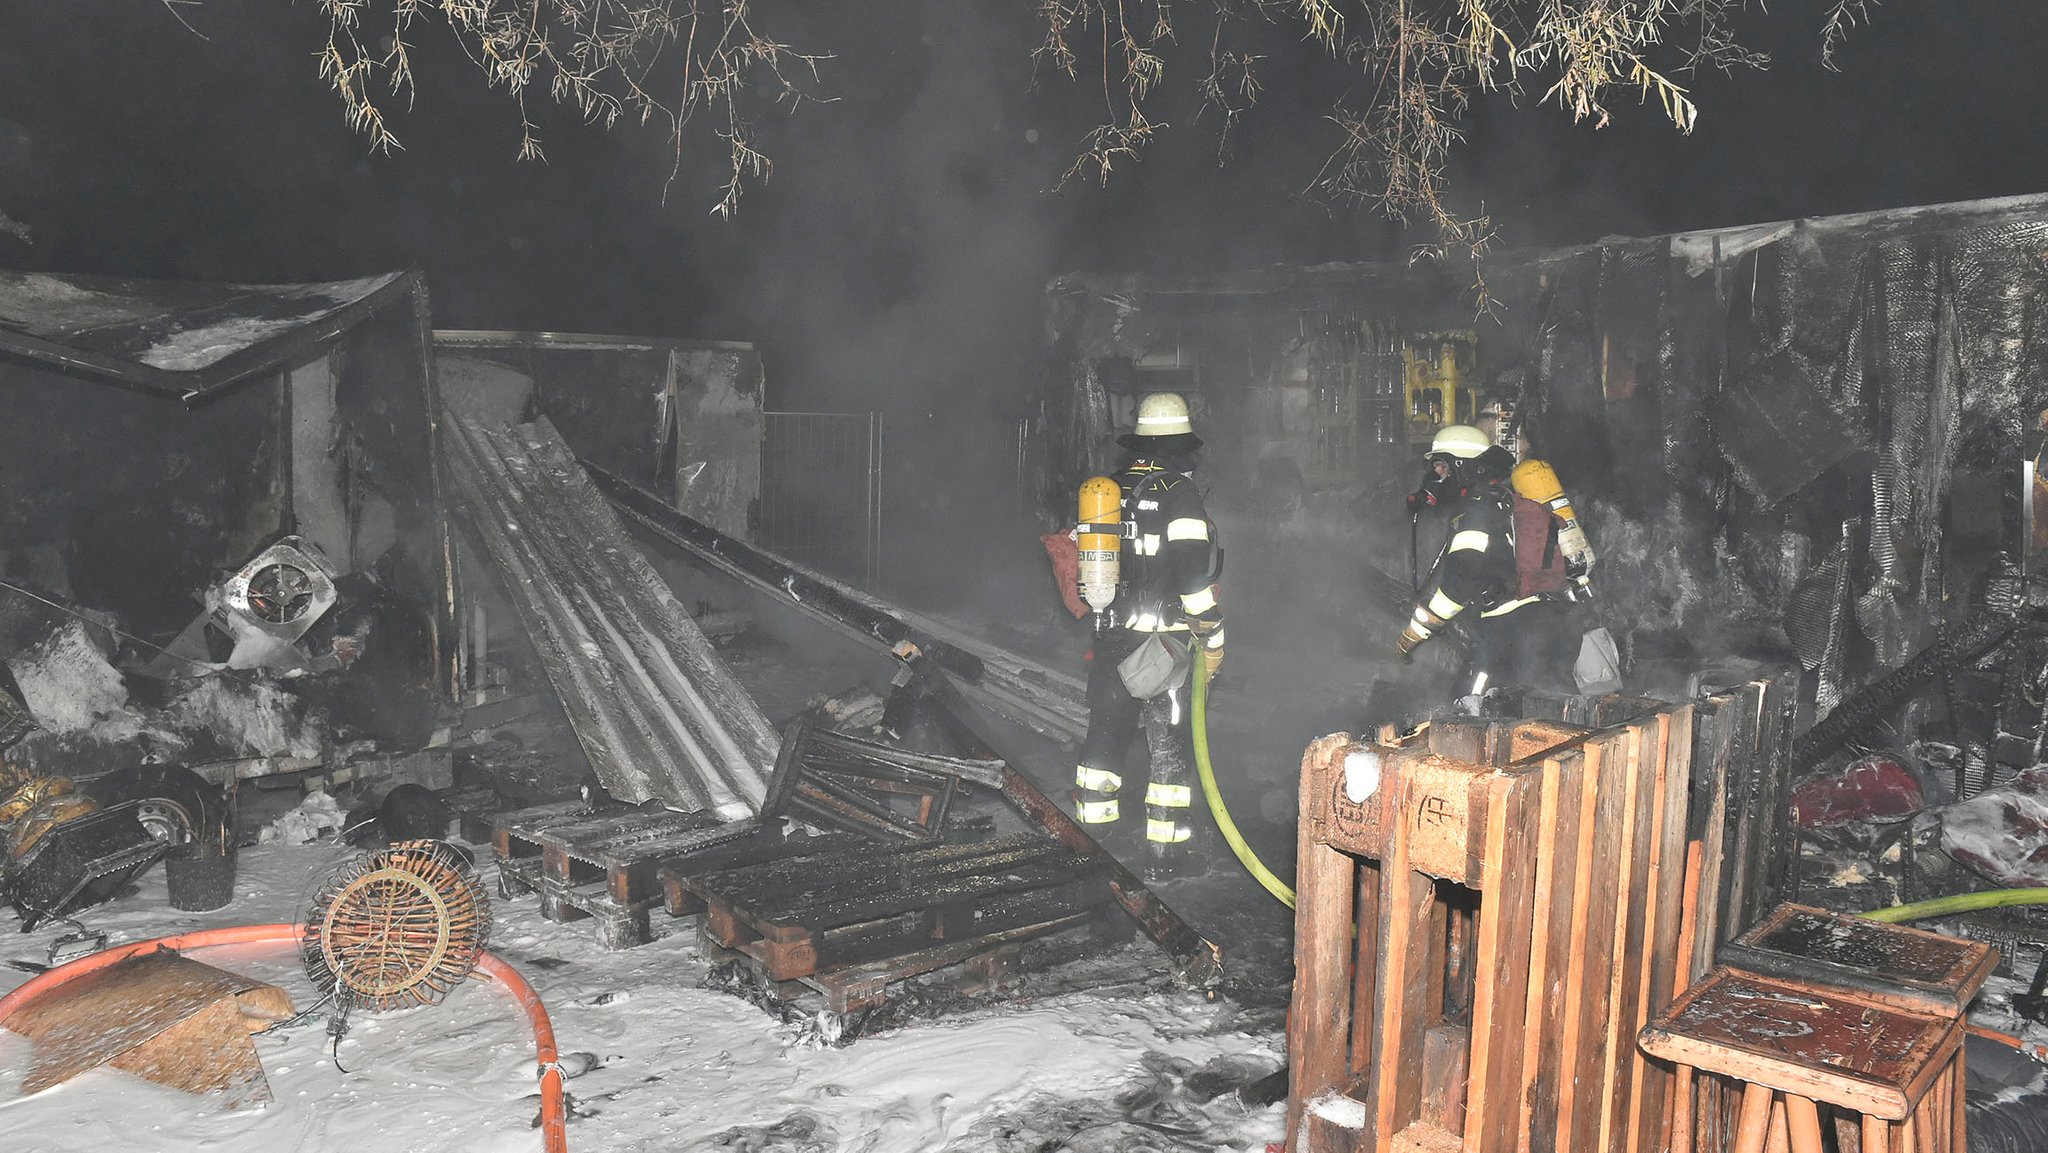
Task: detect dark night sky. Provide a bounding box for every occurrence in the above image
[2,1,2045,421]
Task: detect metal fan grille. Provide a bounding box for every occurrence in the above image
[301,840,490,1012]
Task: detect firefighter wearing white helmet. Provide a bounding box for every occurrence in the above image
[1406,424,1492,514]
[1070,391,1224,882]
[1399,426,1586,699]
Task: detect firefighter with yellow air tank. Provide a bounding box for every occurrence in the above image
[1069,392,1225,882]
[1397,423,1594,699]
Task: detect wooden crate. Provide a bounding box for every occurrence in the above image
[1642,962,1971,1153]
[1287,677,1795,1153]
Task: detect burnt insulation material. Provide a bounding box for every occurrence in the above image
[1708,350,1871,507]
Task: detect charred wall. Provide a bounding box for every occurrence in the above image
[1044,196,2048,698]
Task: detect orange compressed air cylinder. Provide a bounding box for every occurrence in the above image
[1076,475,1123,616]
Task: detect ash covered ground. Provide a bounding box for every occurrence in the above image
[0,561,1318,1153]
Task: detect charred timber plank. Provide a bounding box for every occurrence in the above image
[690,833,1059,908]
[789,770,935,841]
[1751,672,1800,928]
[730,873,1103,980]
[930,875,1109,940]
[760,712,812,823]
[807,727,1004,786]
[494,799,608,858]
[744,843,1091,922]
[767,861,1097,931]
[1790,614,2020,769]
[920,674,1219,982]
[1686,695,1735,956]
[659,830,849,915]
[582,462,985,682]
[592,821,771,904]
[801,913,1096,1014]
[1719,682,1770,947]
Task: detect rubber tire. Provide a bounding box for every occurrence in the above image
[86,765,225,846]
[164,844,236,911]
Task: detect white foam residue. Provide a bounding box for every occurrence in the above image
[1307,1089,1369,1128]
[0,846,1288,1153]
[11,620,144,739]
[161,677,322,759]
[256,790,348,845]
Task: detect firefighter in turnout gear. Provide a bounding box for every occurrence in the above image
[1072,393,1225,882]
[1398,437,1575,698]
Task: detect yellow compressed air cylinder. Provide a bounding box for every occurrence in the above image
[1511,458,1596,579]
[1077,476,1123,617]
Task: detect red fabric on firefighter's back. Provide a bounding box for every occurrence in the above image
[1512,495,1569,597]
[1041,532,1088,618]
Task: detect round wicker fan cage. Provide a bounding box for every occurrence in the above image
[300,839,492,1012]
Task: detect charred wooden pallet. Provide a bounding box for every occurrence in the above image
[496,855,656,950]
[493,798,780,948]
[764,714,997,843]
[702,910,1103,1016]
[683,832,1113,982]
[658,831,872,916]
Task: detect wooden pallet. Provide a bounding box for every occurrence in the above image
[1286,675,1798,1153]
[493,798,780,948]
[702,910,1102,1015]
[683,832,1113,982]
[764,714,977,842]
[497,855,659,950]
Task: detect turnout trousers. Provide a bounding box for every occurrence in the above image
[1072,627,1197,866]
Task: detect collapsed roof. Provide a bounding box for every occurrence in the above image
[0,269,417,401]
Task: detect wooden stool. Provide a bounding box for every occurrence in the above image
[1641,966,1966,1153]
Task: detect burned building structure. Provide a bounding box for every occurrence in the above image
[1044,193,2048,786]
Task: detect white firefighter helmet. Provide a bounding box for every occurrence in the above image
[1428,423,1492,460]
[1134,392,1194,437]
[1119,391,1203,451]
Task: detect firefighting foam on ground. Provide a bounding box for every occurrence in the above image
[7,5,2048,1153]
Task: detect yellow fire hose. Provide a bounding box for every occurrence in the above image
[1191,646,1297,908]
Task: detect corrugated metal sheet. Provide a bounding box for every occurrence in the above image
[445,415,777,818]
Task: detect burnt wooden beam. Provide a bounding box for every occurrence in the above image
[915,671,1222,987]
[583,462,985,682]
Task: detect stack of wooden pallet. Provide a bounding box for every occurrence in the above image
[675,832,1114,1013]
[1287,672,1799,1153]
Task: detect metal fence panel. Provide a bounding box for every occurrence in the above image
[758,411,880,587]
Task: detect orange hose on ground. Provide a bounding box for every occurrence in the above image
[0,923,567,1152]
